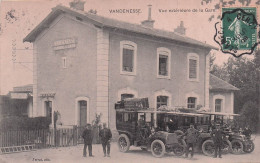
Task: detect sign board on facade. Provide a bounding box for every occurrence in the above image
[10,93,28,99]
[53,38,77,51]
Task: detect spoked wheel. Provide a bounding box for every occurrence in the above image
[117,134,130,152]
[222,140,232,154]
[172,145,185,156]
[243,140,255,153]
[202,140,215,156]
[151,140,166,158]
[231,140,244,154]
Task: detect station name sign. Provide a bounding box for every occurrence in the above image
[53,38,77,51]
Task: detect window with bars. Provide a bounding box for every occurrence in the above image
[215,99,222,112]
[187,97,196,108]
[159,55,168,76]
[157,96,168,109]
[189,59,197,79]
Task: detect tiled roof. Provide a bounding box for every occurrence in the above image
[24,5,217,50]
[210,74,239,91]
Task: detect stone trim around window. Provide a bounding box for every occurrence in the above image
[157,47,171,79]
[75,96,90,126]
[213,94,225,113]
[154,89,172,108]
[117,87,138,101]
[187,53,199,82]
[185,91,200,109]
[120,40,137,76]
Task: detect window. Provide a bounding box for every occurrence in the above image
[187,53,199,81]
[62,57,67,68]
[120,41,137,75]
[215,99,222,112]
[45,101,52,122]
[189,59,197,78]
[157,48,171,79]
[121,93,134,100]
[157,96,168,109]
[187,97,196,108]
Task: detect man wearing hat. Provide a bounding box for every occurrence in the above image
[211,124,225,158]
[99,123,112,157]
[82,124,94,157]
[184,124,199,158]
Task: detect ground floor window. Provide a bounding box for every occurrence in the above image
[45,101,52,122]
[157,96,168,109]
[187,97,196,109]
[215,99,222,112]
[121,93,134,100]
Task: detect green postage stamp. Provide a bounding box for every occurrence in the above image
[215,7,259,57]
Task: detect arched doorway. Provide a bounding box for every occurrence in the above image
[79,100,87,127]
[75,97,90,126]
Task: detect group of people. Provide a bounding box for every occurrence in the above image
[184,123,225,159]
[82,123,112,157]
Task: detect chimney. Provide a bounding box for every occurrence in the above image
[174,21,186,35]
[69,0,85,11]
[141,5,155,28]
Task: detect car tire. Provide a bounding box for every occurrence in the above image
[117,134,130,153]
[231,139,244,154]
[172,145,185,156]
[243,140,254,153]
[222,140,232,154]
[151,140,166,158]
[202,139,215,156]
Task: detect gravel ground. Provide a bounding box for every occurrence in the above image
[1,135,259,163]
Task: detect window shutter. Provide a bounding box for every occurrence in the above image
[189,59,197,79]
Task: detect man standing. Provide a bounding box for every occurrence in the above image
[99,123,112,157]
[211,124,225,158]
[184,124,199,158]
[82,124,94,157]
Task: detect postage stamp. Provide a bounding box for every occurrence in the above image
[214,7,260,57]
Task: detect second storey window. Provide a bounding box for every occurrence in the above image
[159,55,168,76]
[120,41,137,75]
[189,59,197,78]
[187,97,196,109]
[157,47,171,79]
[187,53,199,81]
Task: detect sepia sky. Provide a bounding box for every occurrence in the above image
[0,0,257,94]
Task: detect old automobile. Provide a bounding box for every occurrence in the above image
[197,112,255,155]
[115,98,187,157]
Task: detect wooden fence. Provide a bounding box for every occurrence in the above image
[0,126,101,149]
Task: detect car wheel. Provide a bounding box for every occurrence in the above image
[231,139,244,154]
[172,145,185,156]
[243,140,254,153]
[151,140,166,158]
[202,139,215,156]
[222,140,232,154]
[117,134,130,153]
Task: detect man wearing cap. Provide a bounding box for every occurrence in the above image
[99,123,112,157]
[211,124,225,158]
[82,124,94,157]
[184,124,199,158]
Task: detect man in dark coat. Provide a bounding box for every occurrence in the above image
[184,124,199,158]
[211,124,225,158]
[243,125,252,138]
[99,123,112,157]
[82,124,94,157]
